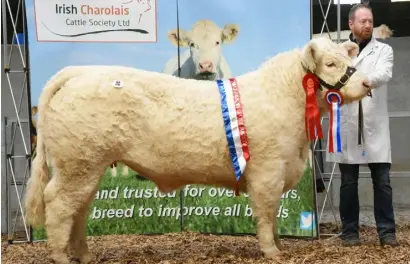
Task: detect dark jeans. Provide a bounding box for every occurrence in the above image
[339,163,396,239]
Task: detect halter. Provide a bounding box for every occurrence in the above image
[308,65,357,92]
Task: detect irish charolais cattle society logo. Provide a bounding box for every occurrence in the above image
[33,0,157,42]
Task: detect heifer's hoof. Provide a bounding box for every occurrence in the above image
[274,235,283,250]
[262,246,281,260]
[79,252,93,264]
[69,245,93,263]
[50,253,70,264]
[70,251,93,264]
[275,241,283,251]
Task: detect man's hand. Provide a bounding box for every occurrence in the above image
[363,77,373,97]
[363,77,372,88]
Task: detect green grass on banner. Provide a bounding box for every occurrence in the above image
[33,164,316,240]
[182,165,316,237]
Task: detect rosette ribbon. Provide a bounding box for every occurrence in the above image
[302,73,323,141]
[326,90,344,153]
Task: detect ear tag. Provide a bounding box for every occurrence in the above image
[112,80,124,89]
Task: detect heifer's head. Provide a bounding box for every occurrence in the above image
[168,19,239,80]
[301,37,372,109]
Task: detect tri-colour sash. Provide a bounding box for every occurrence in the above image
[216,78,250,196]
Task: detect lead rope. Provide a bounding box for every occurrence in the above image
[358,100,365,155]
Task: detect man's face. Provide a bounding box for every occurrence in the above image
[349,8,373,41]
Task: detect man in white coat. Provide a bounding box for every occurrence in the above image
[326,3,399,247]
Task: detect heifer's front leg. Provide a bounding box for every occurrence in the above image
[248,161,285,259]
[274,226,283,250]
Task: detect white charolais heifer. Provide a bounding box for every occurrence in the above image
[162,19,239,80]
[24,37,372,264]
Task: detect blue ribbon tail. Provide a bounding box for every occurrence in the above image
[336,102,342,152]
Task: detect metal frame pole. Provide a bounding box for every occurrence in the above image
[313,0,343,238]
[1,0,34,244]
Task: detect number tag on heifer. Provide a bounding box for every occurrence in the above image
[112,80,124,88]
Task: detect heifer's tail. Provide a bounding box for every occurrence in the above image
[24,121,49,228]
[24,66,87,228]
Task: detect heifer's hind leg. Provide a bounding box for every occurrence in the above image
[68,175,102,264]
[43,175,71,264]
[247,160,285,259]
[44,165,102,264]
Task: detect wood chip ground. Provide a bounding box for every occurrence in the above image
[2,224,410,264]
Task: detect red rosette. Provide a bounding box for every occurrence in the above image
[302,72,320,95]
[302,73,323,141]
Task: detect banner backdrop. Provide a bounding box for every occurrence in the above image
[25,0,317,241]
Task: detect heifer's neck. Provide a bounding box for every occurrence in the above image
[257,50,309,109]
[258,49,332,118]
[251,49,333,151]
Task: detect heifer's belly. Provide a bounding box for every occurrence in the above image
[124,159,245,194]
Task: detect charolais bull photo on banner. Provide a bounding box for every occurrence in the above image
[25,0,317,240]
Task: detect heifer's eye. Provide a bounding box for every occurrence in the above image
[326,62,336,68]
[216,41,220,45]
[190,42,195,47]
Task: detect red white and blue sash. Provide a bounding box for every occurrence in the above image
[217,78,250,196]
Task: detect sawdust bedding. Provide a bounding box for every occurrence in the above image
[2,224,410,264]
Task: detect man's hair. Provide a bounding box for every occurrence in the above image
[348,2,373,21]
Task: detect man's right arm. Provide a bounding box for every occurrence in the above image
[366,44,394,88]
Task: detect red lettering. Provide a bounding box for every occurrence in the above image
[80,5,87,14]
[79,5,130,15]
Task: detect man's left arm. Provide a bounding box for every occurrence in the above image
[367,45,394,88]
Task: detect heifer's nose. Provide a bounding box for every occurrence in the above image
[199,61,213,72]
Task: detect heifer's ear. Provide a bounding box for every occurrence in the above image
[167,29,189,47]
[340,41,359,58]
[377,24,393,39]
[221,24,239,43]
[301,40,319,72]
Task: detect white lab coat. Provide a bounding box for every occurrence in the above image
[326,36,394,164]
